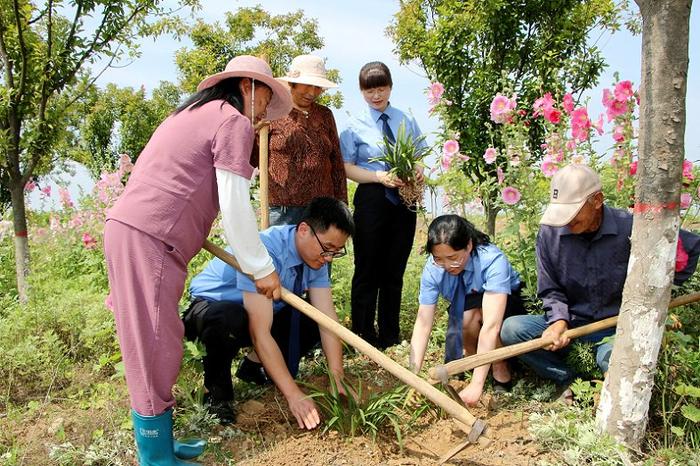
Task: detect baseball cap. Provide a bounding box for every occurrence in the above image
[540,164,602,227]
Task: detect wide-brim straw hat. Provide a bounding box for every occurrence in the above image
[197,55,292,120]
[277,55,338,89]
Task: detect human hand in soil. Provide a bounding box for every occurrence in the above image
[542,320,570,351]
[376,170,404,188]
[459,381,483,407]
[254,271,282,300]
[287,390,321,429]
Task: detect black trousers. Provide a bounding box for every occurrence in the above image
[351,183,417,348]
[183,298,321,401]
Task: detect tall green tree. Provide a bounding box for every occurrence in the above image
[74,81,181,178]
[596,0,692,448]
[389,0,630,235]
[175,6,343,109]
[0,0,195,302]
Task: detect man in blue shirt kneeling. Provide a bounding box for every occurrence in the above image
[183,197,353,430]
[501,164,700,400]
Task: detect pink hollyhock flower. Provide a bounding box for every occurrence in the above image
[544,108,561,124]
[58,187,74,209]
[629,161,638,175]
[441,154,453,170]
[541,160,559,178]
[591,114,605,135]
[562,93,574,114]
[483,147,498,164]
[602,88,616,108]
[570,107,591,141]
[443,139,460,157]
[69,215,84,229]
[510,156,521,167]
[501,186,521,205]
[614,80,634,102]
[82,232,97,249]
[41,185,51,197]
[613,126,625,143]
[533,93,555,118]
[34,227,47,237]
[566,139,577,151]
[458,154,470,162]
[682,160,694,180]
[496,167,505,184]
[680,192,692,210]
[24,179,36,192]
[606,99,629,122]
[490,94,515,124]
[427,82,445,105]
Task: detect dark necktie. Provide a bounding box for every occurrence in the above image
[444,271,466,363]
[287,263,304,377]
[378,113,400,205]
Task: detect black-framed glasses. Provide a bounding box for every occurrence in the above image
[309,225,347,259]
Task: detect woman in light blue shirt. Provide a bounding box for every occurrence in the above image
[409,215,524,406]
[340,61,426,349]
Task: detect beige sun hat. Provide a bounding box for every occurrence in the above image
[540,164,602,227]
[197,55,292,120]
[277,55,338,89]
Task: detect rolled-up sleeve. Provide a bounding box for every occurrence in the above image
[536,228,571,324]
[418,261,441,305]
[481,251,514,294]
[339,127,357,165]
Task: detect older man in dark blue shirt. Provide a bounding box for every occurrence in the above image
[501,164,700,393]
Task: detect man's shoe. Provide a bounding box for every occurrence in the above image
[203,393,236,425]
[235,357,271,386]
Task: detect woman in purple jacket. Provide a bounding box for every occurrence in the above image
[104,56,291,465]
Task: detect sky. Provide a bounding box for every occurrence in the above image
[29,0,700,209]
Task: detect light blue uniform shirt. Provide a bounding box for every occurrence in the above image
[339,103,426,171]
[418,243,521,306]
[189,225,330,311]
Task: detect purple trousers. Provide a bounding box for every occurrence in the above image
[104,220,188,416]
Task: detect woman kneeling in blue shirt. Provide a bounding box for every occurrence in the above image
[409,215,524,406]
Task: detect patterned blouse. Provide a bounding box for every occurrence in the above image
[254,103,347,207]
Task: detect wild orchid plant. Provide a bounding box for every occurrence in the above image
[371,122,431,208]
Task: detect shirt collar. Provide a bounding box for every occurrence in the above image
[368,102,394,123]
[284,225,304,268]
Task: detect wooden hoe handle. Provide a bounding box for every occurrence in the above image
[202,240,488,438]
[429,291,700,382]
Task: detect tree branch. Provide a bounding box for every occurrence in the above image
[12,0,29,105]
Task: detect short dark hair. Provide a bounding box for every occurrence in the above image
[299,197,355,237]
[358,61,392,90]
[425,215,490,253]
[173,78,271,115]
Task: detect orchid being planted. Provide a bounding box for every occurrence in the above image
[371,121,431,208]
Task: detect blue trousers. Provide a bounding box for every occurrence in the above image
[500,314,615,386]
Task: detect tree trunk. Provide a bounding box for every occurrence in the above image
[9,181,29,303]
[595,0,691,449]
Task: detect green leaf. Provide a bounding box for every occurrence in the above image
[680,404,700,423]
[674,383,700,398]
[670,426,685,437]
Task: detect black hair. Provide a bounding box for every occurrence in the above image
[299,197,355,237]
[173,78,272,115]
[425,215,490,254]
[358,61,393,90]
